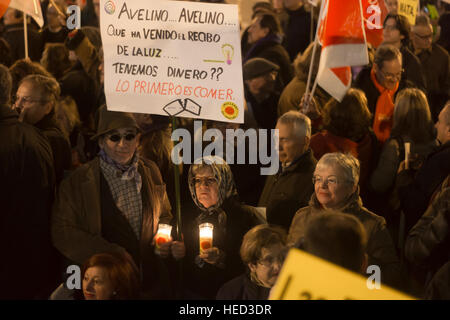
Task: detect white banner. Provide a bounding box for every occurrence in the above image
[100,0,244,123]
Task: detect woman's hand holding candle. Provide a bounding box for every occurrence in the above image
[199,247,221,265]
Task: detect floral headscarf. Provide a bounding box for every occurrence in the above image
[188,155,238,213]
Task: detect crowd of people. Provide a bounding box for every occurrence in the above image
[0,0,449,300]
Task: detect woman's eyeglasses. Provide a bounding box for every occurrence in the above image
[312,175,339,186]
[258,249,288,268]
[107,133,137,142]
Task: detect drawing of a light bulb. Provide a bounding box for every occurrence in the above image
[222,44,234,65]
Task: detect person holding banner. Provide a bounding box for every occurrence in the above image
[277,42,330,132]
[52,105,176,299]
[288,153,403,289]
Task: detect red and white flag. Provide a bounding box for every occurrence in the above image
[8,0,44,27]
[316,0,369,101]
[362,0,388,48]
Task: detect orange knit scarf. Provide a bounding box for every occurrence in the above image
[370,68,399,143]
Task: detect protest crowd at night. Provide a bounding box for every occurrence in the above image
[0,0,449,302]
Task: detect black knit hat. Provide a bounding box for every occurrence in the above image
[243,57,279,80]
[91,105,140,140]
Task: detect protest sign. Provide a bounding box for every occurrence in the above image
[270,248,415,300]
[398,0,419,25]
[100,0,244,123]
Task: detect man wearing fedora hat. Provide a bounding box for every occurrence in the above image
[52,105,183,298]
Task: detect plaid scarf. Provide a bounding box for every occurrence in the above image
[98,149,142,192]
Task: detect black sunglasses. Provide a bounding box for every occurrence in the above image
[107,133,137,142]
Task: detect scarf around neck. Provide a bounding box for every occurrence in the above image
[98,148,142,191]
[370,68,399,144]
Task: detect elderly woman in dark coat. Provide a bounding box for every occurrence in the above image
[216,224,287,300]
[181,156,261,299]
[288,152,403,289]
[51,105,175,298]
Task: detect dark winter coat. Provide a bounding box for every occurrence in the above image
[0,104,57,299]
[51,157,173,297]
[405,176,450,270]
[2,23,43,62]
[182,196,260,299]
[397,142,450,231]
[400,45,427,93]
[216,273,270,300]
[413,43,450,122]
[353,66,411,116]
[258,149,317,231]
[35,111,72,184]
[243,34,294,88]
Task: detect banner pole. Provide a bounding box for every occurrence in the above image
[171,117,182,240]
[310,6,314,43]
[171,116,183,299]
[305,0,325,99]
[23,13,28,60]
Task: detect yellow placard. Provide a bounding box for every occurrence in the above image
[398,0,419,25]
[269,248,415,300]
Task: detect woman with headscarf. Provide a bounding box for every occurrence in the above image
[181,156,261,299]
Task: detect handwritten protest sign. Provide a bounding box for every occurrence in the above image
[100,0,244,123]
[398,0,419,25]
[270,248,415,300]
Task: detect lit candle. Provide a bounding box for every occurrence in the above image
[199,223,213,254]
[155,224,172,255]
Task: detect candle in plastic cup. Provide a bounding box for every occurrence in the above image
[199,223,213,254]
[155,224,172,254]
